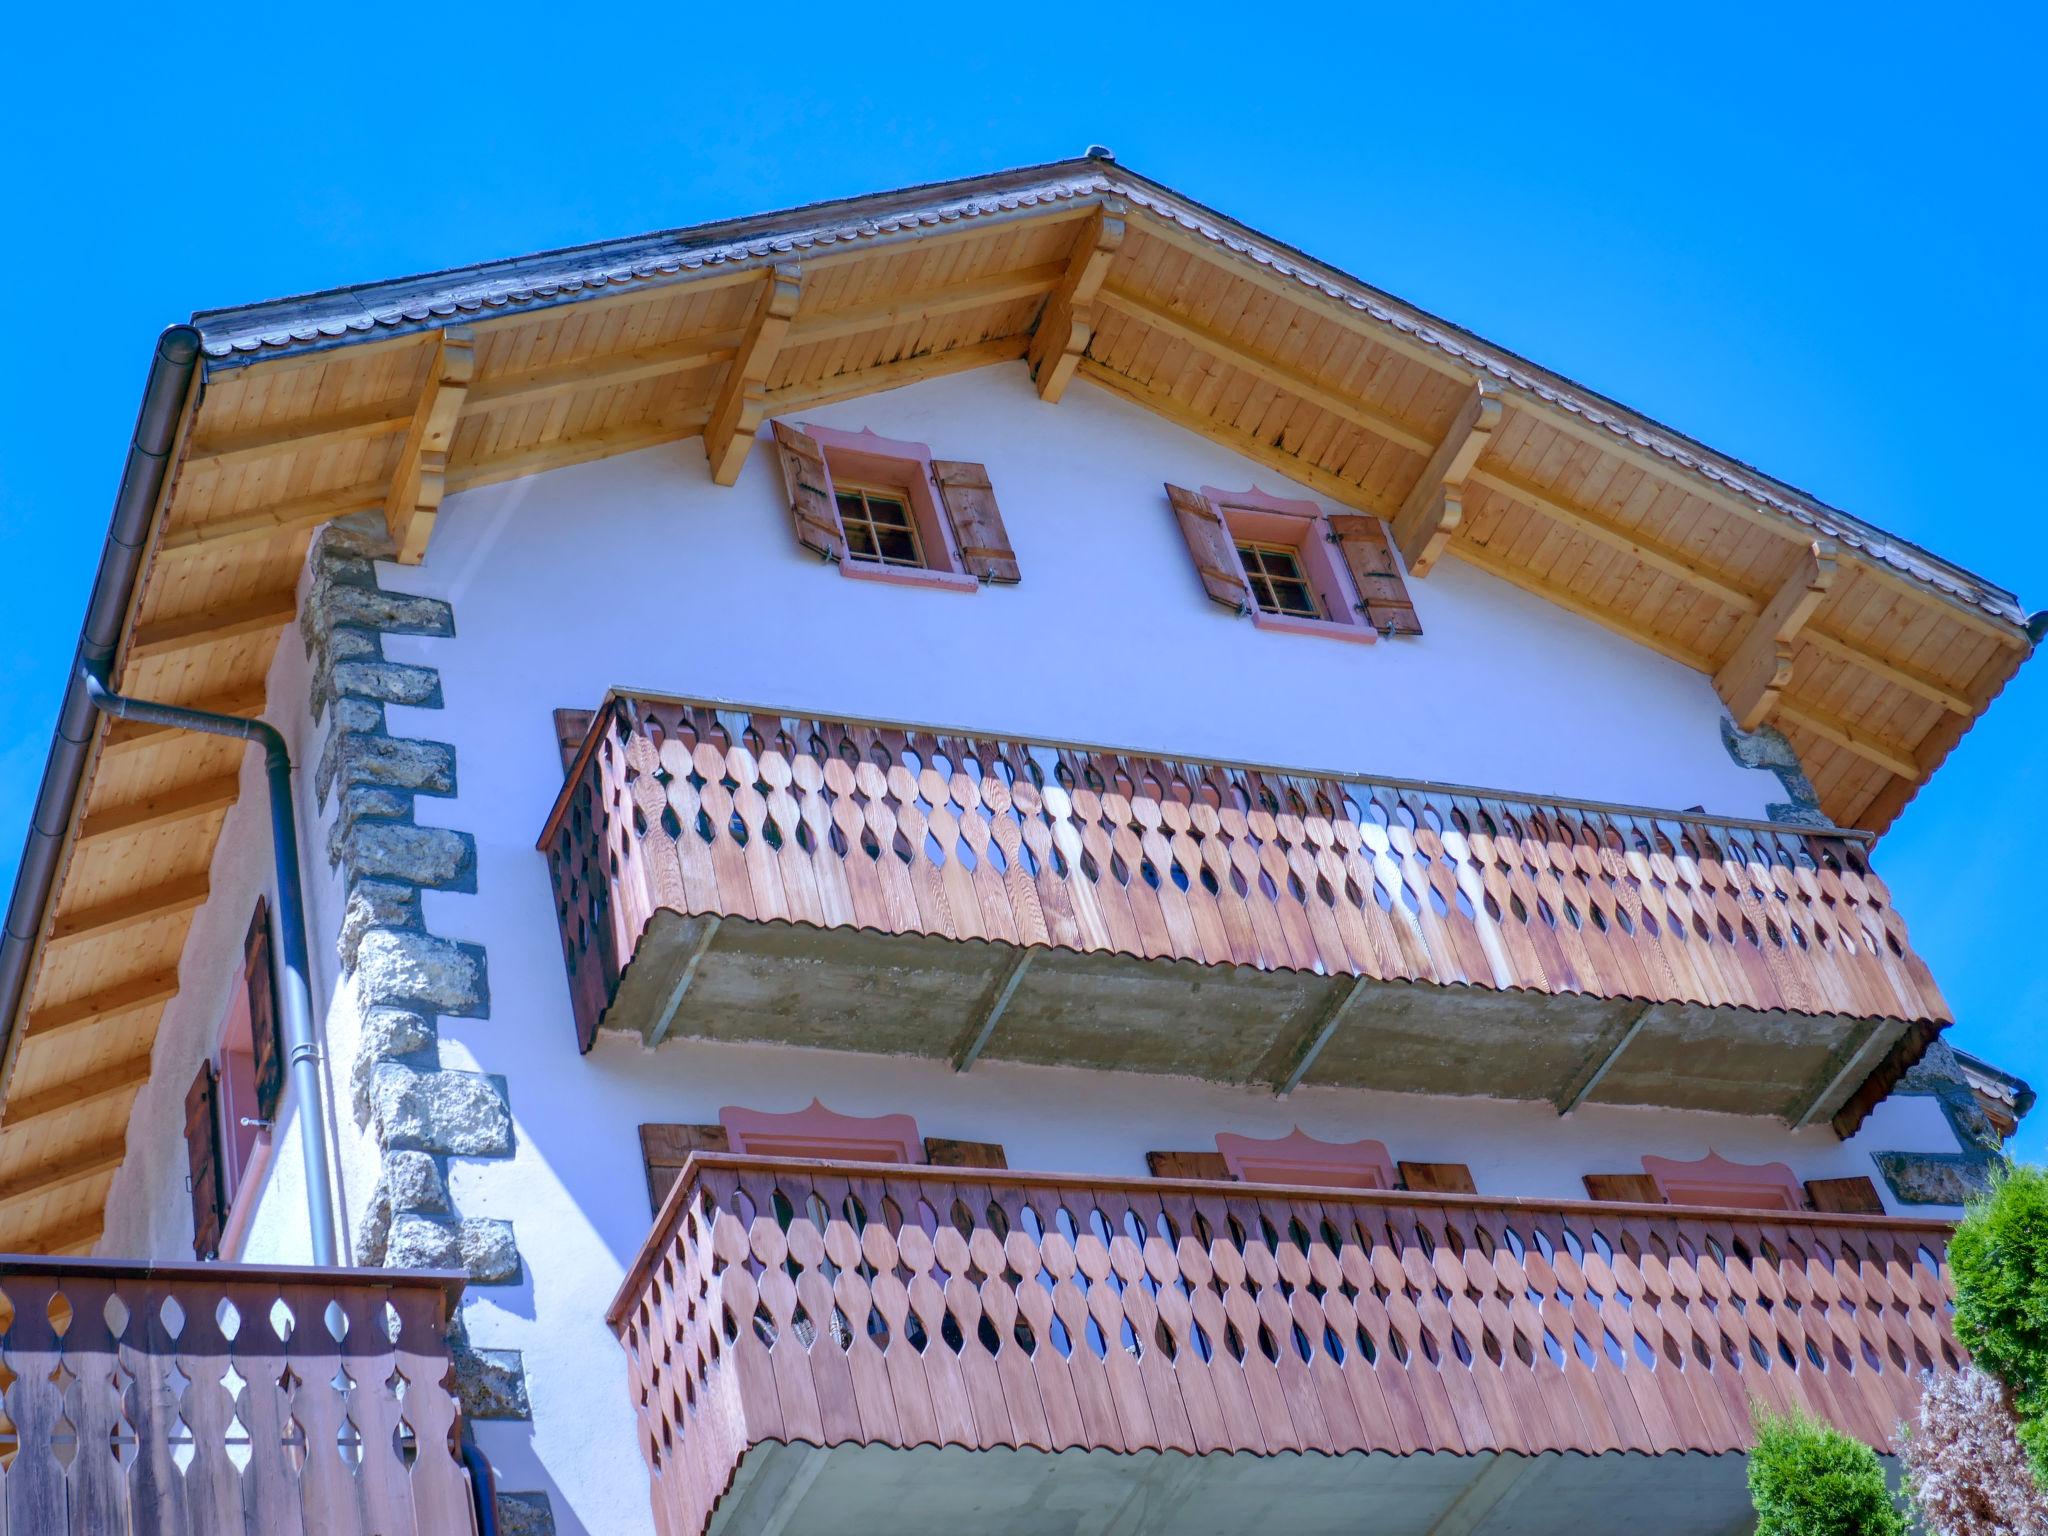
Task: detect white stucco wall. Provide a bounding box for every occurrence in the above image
[97,362,1980,1536]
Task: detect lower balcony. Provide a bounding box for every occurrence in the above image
[0,1257,475,1534]
[544,695,1947,1130]
[610,1155,1960,1536]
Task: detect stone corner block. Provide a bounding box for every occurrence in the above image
[1874,1150,1997,1207]
[453,1342,531,1421]
[354,927,488,1017]
[372,1061,512,1158]
[496,1491,556,1536]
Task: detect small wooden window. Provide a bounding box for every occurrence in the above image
[1235,540,1320,618]
[835,484,924,568]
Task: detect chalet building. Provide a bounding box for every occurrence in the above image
[1,153,2039,1535]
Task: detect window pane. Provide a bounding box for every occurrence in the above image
[845,522,878,559]
[874,526,920,564]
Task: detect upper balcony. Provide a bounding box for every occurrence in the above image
[609,1154,1962,1536]
[0,1256,475,1534]
[540,695,1949,1131]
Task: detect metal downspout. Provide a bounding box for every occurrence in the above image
[81,672,340,1268]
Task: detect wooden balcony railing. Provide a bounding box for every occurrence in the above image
[610,1156,1961,1536]
[0,1257,475,1535]
[541,696,1945,1124]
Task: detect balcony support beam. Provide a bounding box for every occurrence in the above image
[1791,1017,1896,1130]
[1269,975,1367,1096]
[1554,1002,1655,1114]
[1715,540,1839,731]
[647,915,722,1048]
[385,327,476,565]
[951,947,1035,1072]
[1393,381,1501,576]
[1027,203,1125,403]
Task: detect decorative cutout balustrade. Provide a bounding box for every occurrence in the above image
[611,1156,1961,1536]
[542,697,1946,1119]
[0,1257,474,1535]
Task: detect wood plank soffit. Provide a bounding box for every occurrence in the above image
[22,969,182,1043]
[0,1136,128,1208]
[385,327,477,564]
[46,875,210,948]
[1393,381,1501,576]
[1028,204,1125,403]
[2,1052,153,1126]
[76,773,240,845]
[3,1209,107,1257]
[1714,540,1840,732]
[126,590,297,665]
[706,264,803,486]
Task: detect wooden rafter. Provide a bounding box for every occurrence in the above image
[160,483,384,559]
[0,1136,128,1208]
[705,265,802,486]
[1715,541,1839,731]
[385,328,476,564]
[468,337,737,414]
[1392,382,1501,576]
[797,262,1065,348]
[46,875,210,949]
[184,400,413,472]
[126,590,297,665]
[21,969,181,1044]
[1096,285,1435,454]
[4,1209,107,1256]
[76,773,240,846]
[1027,205,1125,403]
[1,1053,152,1126]
[1779,701,1922,781]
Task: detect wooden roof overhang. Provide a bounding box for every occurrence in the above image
[0,156,2031,1257]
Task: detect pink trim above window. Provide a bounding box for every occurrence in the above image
[719,1099,925,1164]
[1215,1128,1397,1190]
[1200,485,1375,644]
[1641,1150,1807,1211]
[800,424,972,587]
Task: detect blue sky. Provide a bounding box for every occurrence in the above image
[2,8,2041,1156]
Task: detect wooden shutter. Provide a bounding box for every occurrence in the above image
[244,899,285,1123]
[1327,515,1422,635]
[1804,1176,1885,1215]
[1582,1173,1664,1204]
[931,461,1020,584]
[924,1137,1008,1169]
[1165,485,1252,613]
[770,422,847,562]
[639,1123,730,1215]
[1398,1161,1476,1194]
[185,1062,228,1260]
[1147,1150,1231,1181]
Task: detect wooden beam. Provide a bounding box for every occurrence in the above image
[767,335,1030,415]
[1095,286,1436,455]
[0,1137,128,1208]
[797,262,1066,348]
[158,483,383,559]
[21,969,182,1045]
[102,685,267,759]
[76,774,240,846]
[704,265,802,486]
[384,328,476,564]
[647,916,722,1048]
[1801,629,1973,716]
[469,337,737,414]
[185,400,413,472]
[445,414,712,494]
[1790,1018,1894,1130]
[1444,538,1714,672]
[2,1053,153,1127]
[1028,206,1125,403]
[46,875,210,949]
[1553,1003,1655,1114]
[1393,383,1500,575]
[1778,701,1923,781]
[1468,466,1758,614]
[126,590,297,664]
[1714,541,1839,731]
[5,1209,106,1257]
[1854,647,2020,831]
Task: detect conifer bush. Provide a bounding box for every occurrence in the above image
[1747,1406,1905,1536]
[1947,1163,2048,1485]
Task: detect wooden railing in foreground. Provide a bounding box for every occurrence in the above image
[0,1257,475,1535]
[609,1155,1961,1536]
[543,694,1947,1052]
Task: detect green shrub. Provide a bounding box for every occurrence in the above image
[1748,1405,1905,1536]
[1947,1161,2048,1485]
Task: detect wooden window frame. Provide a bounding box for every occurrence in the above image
[834,482,926,569]
[802,425,979,593]
[719,1099,925,1164]
[1203,486,1377,645]
[1214,1128,1397,1190]
[1641,1150,1807,1212]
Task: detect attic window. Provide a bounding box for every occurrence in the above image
[1236,540,1321,618]
[768,422,1019,591]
